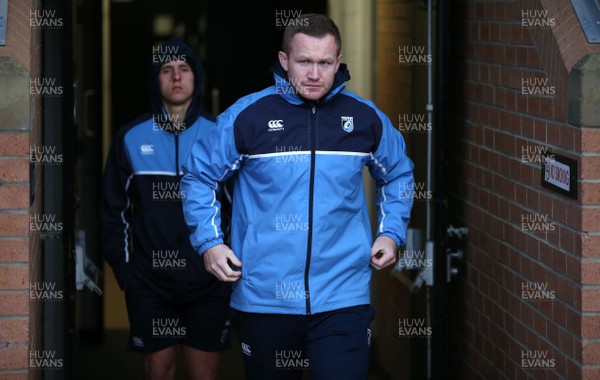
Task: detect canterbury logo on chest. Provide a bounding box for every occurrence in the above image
[268,120,284,132]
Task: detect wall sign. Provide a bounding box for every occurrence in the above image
[0,0,7,46]
[541,152,578,199]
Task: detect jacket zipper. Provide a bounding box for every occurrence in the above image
[174,131,180,176]
[305,105,317,315]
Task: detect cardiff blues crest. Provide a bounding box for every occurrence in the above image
[341,116,354,133]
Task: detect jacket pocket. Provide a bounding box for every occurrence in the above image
[238,222,253,279]
[356,218,374,268]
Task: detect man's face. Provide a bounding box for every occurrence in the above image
[158,60,195,107]
[278,33,341,101]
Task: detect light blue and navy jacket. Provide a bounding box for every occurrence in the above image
[100,38,230,302]
[182,63,414,314]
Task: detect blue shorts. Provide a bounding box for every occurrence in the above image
[124,275,231,353]
[232,304,374,380]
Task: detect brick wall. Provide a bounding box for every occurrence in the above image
[0,1,42,379]
[448,0,600,378]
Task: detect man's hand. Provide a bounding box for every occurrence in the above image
[203,244,242,282]
[370,236,398,270]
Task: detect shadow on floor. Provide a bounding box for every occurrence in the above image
[74,329,389,379]
[74,329,244,380]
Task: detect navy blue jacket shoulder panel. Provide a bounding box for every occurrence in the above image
[100,114,230,301]
[181,65,414,314]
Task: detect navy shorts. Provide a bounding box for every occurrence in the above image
[232,304,374,380]
[124,277,231,353]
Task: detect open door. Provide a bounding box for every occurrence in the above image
[73,0,104,344]
[382,1,467,379]
[41,0,77,379]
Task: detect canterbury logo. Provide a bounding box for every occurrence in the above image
[132,336,145,347]
[268,120,284,132]
[140,144,155,154]
[241,342,252,356]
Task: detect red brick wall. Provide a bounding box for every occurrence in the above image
[449,0,600,378]
[0,1,42,379]
[374,0,413,119]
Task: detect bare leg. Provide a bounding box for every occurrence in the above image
[144,346,177,380]
[183,346,221,380]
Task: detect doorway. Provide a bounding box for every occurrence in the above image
[72,1,327,379]
[63,1,446,379]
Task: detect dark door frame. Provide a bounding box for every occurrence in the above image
[42,0,75,378]
[432,0,451,378]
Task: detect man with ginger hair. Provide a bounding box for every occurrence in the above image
[182,14,414,379]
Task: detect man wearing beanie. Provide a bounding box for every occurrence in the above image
[100,37,231,380]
